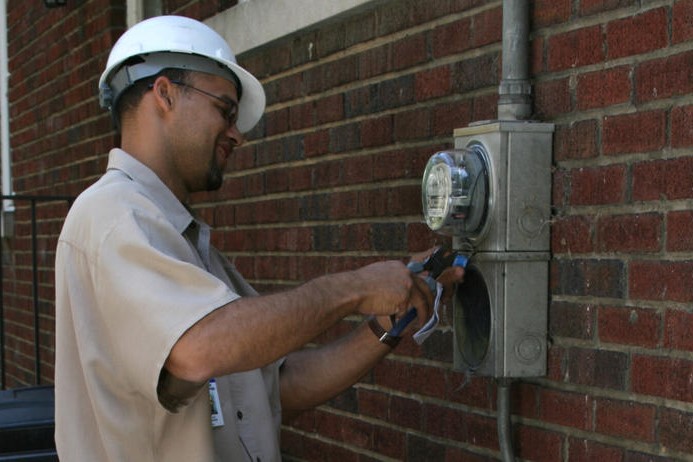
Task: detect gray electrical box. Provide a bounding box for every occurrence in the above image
[449,121,553,378]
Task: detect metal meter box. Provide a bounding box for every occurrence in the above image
[450,121,554,378]
[453,121,554,253]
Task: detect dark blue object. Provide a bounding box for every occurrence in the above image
[0,386,57,461]
[394,247,470,335]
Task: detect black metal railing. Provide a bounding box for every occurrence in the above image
[0,195,73,389]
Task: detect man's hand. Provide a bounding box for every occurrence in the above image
[350,260,433,325]
[409,246,466,304]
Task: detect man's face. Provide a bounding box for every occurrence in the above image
[167,73,244,195]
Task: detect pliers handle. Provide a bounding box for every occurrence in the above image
[389,247,469,337]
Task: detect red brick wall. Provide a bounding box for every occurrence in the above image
[3,0,692,460]
[1,0,123,386]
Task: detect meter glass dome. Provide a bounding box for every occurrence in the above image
[421,147,490,238]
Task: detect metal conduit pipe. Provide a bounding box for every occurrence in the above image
[498,0,532,121]
[495,1,532,460]
[497,378,515,461]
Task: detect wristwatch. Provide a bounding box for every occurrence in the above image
[367,316,401,348]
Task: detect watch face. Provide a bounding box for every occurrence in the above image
[421,147,491,238]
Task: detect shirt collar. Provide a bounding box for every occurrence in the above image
[106,148,195,234]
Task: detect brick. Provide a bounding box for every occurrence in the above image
[533,0,571,27]
[659,408,693,453]
[392,32,427,70]
[636,51,693,103]
[314,411,372,445]
[516,426,563,462]
[360,115,393,148]
[328,191,362,220]
[431,100,473,136]
[633,157,693,201]
[550,301,595,340]
[288,165,312,192]
[672,104,693,148]
[421,403,469,442]
[379,75,416,110]
[531,35,545,74]
[597,306,660,348]
[342,155,373,185]
[471,7,503,48]
[303,130,330,157]
[673,0,693,44]
[315,94,344,125]
[667,210,693,251]
[629,260,693,303]
[552,215,594,254]
[328,123,360,153]
[311,161,342,189]
[448,372,493,409]
[534,77,572,118]
[264,108,289,136]
[580,0,637,16]
[568,438,624,462]
[407,435,446,461]
[569,165,627,205]
[539,389,592,430]
[372,223,406,251]
[547,25,604,72]
[552,258,626,298]
[664,309,693,351]
[415,65,452,102]
[625,451,673,462]
[631,355,693,402]
[472,93,499,121]
[373,426,406,460]
[595,398,656,441]
[577,66,631,110]
[596,213,662,253]
[566,347,628,390]
[431,18,472,58]
[606,8,668,59]
[551,169,570,208]
[358,46,390,80]
[452,53,499,94]
[393,107,431,141]
[602,111,666,155]
[554,119,599,161]
[390,395,423,431]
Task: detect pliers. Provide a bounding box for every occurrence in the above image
[389,247,469,336]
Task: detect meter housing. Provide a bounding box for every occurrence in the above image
[421,121,554,378]
[421,147,491,240]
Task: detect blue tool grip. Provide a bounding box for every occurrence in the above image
[389,307,417,337]
[452,254,469,268]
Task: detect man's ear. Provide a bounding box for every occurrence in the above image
[151,76,174,111]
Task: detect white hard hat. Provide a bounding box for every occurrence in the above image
[98,15,265,133]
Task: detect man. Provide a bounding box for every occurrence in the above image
[54,15,463,461]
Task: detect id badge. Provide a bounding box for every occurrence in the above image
[209,379,225,428]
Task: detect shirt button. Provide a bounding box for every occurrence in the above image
[237,410,243,420]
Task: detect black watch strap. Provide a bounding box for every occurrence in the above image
[367,316,401,348]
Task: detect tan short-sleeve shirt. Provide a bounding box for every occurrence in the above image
[55,149,282,461]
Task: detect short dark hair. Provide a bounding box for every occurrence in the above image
[115,67,190,127]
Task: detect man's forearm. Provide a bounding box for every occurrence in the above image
[164,261,417,383]
[279,319,392,417]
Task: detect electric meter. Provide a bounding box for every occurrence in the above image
[421,147,491,238]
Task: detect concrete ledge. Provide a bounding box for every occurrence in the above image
[206,0,378,54]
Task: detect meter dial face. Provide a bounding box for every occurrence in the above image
[421,147,491,239]
[423,161,452,230]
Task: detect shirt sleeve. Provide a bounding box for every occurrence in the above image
[92,207,238,404]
